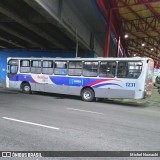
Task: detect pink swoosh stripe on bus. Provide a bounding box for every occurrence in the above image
[88,79,115,87]
[31,76,38,83]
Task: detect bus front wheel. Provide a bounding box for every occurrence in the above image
[22,83,31,94]
[81,88,95,102]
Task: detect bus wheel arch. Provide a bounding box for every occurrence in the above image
[21,82,31,94]
[81,87,95,102]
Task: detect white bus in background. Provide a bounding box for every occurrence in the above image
[6,57,154,102]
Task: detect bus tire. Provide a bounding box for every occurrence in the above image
[22,83,31,94]
[81,88,95,102]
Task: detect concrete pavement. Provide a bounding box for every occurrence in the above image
[0,88,160,159]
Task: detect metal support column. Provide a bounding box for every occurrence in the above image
[104,9,112,57]
[117,35,121,57]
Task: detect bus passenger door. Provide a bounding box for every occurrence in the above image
[7,59,19,89]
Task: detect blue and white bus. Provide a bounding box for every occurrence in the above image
[6,57,154,101]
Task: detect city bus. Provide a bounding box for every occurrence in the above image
[6,57,154,101]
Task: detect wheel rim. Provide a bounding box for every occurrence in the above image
[24,86,30,92]
[84,91,91,100]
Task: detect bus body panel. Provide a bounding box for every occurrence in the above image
[8,73,145,99]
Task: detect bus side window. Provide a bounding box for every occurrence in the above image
[42,61,54,75]
[99,61,116,78]
[127,62,142,79]
[83,62,98,77]
[117,61,142,79]
[117,62,128,78]
[31,60,42,74]
[20,60,30,73]
[54,61,67,75]
[68,61,82,76]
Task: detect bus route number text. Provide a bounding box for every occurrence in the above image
[126,82,135,87]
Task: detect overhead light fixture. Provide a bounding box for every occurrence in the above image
[124,34,128,38]
[141,43,145,47]
[151,48,154,51]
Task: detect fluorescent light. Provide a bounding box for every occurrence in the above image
[141,43,145,47]
[124,34,128,38]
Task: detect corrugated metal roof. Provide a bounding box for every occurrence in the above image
[97,0,160,67]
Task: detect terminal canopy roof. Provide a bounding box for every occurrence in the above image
[97,0,160,67]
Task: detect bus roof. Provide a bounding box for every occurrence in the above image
[7,56,152,61]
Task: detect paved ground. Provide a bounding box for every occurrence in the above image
[109,87,160,108]
[0,87,160,160]
[148,87,160,106]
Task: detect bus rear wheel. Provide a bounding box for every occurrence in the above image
[22,83,31,94]
[81,88,95,102]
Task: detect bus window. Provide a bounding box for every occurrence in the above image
[42,61,54,75]
[83,61,98,77]
[99,61,116,78]
[7,59,18,78]
[8,59,18,74]
[20,60,30,73]
[31,60,42,74]
[117,62,127,78]
[117,61,142,78]
[10,65,18,74]
[68,61,82,76]
[127,62,142,78]
[54,61,67,75]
